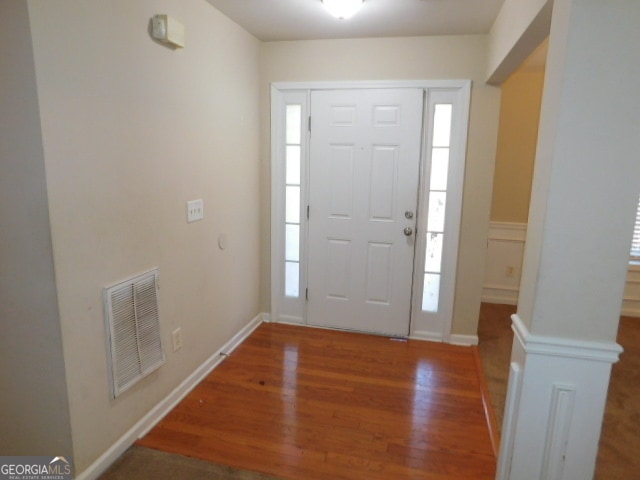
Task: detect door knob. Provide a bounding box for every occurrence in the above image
[403,227,413,236]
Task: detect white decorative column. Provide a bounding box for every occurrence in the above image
[497,0,640,479]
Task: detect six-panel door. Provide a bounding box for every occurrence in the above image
[307,88,424,336]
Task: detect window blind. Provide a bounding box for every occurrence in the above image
[631,197,640,260]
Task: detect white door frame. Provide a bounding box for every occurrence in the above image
[270,80,471,343]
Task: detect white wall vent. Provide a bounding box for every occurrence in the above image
[103,268,164,398]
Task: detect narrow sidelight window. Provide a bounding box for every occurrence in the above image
[422,104,453,313]
[285,105,302,297]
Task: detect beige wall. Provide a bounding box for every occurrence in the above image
[260,36,501,335]
[490,69,545,223]
[0,1,73,457]
[26,0,261,472]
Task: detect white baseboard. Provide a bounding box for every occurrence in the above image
[269,313,304,325]
[621,297,640,317]
[482,284,519,305]
[76,313,264,480]
[409,330,444,342]
[219,314,264,357]
[449,334,479,346]
[410,331,478,346]
[621,307,640,317]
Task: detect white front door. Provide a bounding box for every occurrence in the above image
[307,88,424,336]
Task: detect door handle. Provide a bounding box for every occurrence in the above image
[403,227,413,236]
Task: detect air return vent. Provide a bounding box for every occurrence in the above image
[104,268,164,398]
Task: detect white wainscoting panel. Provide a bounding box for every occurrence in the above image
[622,263,640,316]
[483,222,527,305]
[540,384,577,480]
[484,222,640,317]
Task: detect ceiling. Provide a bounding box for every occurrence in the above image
[206,0,507,42]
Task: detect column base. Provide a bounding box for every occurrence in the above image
[497,314,622,480]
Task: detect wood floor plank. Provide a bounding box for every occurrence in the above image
[138,323,496,479]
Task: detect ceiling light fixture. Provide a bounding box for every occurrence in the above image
[322,0,363,19]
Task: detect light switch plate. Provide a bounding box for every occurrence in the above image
[171,328,182,352]
[187,199,204,223]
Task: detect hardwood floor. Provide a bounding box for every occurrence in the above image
[138,323,496,479]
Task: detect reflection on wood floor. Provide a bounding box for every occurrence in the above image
[138,323,496,479]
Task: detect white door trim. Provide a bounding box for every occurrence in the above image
[270,80,472,342]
